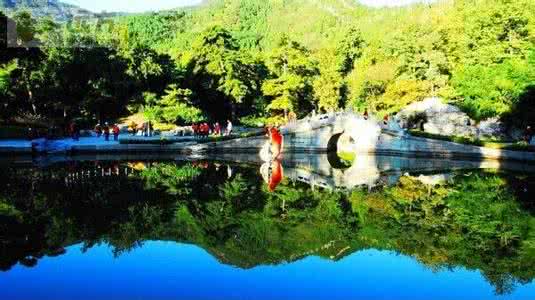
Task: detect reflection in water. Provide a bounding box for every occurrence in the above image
[261,159,284,192]
[1,155,535,299]
[227,165,232,179]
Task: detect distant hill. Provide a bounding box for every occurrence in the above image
[137,0,370,51]
[0,0,127,21]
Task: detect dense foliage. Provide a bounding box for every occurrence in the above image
[1,0,534,128]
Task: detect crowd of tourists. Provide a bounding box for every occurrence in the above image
[93,122,121,141]
[191,120,233,138]
[63,121,121,142]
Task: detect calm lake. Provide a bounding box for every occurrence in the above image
[1,154,535,300]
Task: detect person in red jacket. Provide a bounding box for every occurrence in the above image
[112,124,120,141]
[192,123,198,138]
[103,122,110,141]
[268,126,283,160]
[202,123,211,138]
[201,123,208,138]
[198,123,204,138]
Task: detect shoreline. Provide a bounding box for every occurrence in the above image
[1,135,535,164]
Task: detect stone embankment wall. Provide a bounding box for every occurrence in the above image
[191,130,535,162]
[373,132,535,162]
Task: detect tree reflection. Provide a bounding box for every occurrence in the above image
[0,161,534,295]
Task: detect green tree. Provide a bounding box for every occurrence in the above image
[12,10,38,47]
[452,56,534,121]
[336,27,365,75]
[263,36,318,117]
[183,26,262,119]
[159,85,204,124]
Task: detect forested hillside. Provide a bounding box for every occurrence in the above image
[1,0,534,129]
[0,0,97,20]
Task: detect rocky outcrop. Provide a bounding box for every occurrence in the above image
[477,118,508,139]
[396,97,508,139]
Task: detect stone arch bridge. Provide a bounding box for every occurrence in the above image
[198,112,535,162]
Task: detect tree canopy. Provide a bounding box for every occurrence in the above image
[0,0,534,128]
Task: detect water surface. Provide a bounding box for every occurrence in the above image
[1,154,534,299]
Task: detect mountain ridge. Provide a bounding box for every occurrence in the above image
[0,0,128,20]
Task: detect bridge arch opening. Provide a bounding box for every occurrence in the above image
[327,132,356,169]
[327,132,344,153]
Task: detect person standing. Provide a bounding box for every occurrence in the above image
[363,109,369,120]
[199,123,205,138]
[192,123,198,138]
[203,123,210,138]
[70,121,79,141]
[205,123,211,137]
[95,123,102,138]
[103,122,110,141]
[141,122,148,137]
[288,111,297,124]
[199,123,204,138]
[148,121,153,137]
[214,122,221,136]
[383,114,389,126]
[225,120,233,136]
[136,122,143,136]
[268,126,283,160]
[112,124,120,141]
[128,121,137,136]
[27,127,34,140]
[524,126,533,143]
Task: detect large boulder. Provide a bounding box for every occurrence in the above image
[397,97,476,137]
[397,97,509,139]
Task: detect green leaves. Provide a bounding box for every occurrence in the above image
[0,60,16,96]
[336,27,365,75]
[3,0,535,128]
[12,10,37,46]
[263,37,318,115]
[313,69,343,112]
[452,56,534,121]
[263,74,305,113]
[142,85,204,124]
